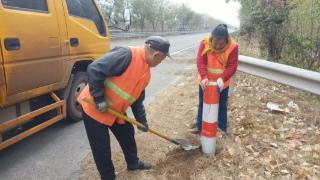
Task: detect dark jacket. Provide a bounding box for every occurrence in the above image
[87,47,147,123]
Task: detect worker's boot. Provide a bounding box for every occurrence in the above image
[189,127,200,134]
[127,160,153,171]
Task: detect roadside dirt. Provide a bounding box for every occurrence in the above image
[79,65,320,180]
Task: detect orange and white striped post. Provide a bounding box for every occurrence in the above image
[200,81,219,155]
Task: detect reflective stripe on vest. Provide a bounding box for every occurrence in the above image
[77,47,150,126]
[105,80,136,104]
[202,36,237,89]
[207,67,224,74]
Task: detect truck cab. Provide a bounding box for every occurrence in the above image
[0,0,110,150]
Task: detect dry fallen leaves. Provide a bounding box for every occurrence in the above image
[79,69,320,180]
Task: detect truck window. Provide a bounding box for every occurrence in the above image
[1,0,48,12]
[66,0,106,37]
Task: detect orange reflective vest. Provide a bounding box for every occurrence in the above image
[77,47,151,126]
[199,36,237,89]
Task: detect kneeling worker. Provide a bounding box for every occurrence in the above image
[77,36,171,180]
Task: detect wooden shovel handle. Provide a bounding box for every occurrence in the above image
[82,97,177,144]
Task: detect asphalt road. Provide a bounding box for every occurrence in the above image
[0,33,208,180]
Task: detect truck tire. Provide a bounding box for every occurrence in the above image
[66,72,88,122]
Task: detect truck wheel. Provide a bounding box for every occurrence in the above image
[66,72,88,122]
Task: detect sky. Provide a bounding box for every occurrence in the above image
[173,0,241,27]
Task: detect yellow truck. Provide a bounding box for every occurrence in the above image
[0,0,110,150]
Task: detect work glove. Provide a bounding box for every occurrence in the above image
[200,78,208,89]
[95,101,108,113]
[137,119,149,132]
[216,78,224,92]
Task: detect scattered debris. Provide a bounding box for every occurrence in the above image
[177,83,185,87]
[80,70,320,180]
[267,102,290,114]
[288,100,299,111]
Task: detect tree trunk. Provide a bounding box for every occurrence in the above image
[140,17,145,32]
[152,21,156,32]
[161,21,164,32]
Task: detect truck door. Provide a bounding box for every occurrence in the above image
[62,0,110,59]
[0,40,5,106]
[0,0,63,96]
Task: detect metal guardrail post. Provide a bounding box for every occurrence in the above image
[238,55,320,95]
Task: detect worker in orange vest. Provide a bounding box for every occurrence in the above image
[190,24,239,135]
[77,36,171,180]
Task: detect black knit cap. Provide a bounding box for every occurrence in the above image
[211,24,228,40]
[145,36,171,58]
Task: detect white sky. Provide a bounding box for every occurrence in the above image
[173,0,240,27]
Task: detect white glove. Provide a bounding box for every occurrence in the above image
[216,78,224,92]
[95,101,108,113]
[200,78,208,89]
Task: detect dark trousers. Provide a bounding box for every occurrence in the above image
[83,112,139,180]
[196,86,229,132]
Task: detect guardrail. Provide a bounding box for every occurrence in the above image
[238,55,320,95]
[109,30,209,40]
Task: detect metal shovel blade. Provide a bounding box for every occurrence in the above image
[173,139,199,151]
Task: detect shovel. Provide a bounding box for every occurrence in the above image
[82,97,198,151]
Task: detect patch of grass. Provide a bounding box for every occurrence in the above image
[304,155,316,165]
[305,92,320,102]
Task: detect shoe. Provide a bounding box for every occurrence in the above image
[189,127,200,134]
[127,160,153,171]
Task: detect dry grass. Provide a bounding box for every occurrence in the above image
[79,67,320,180]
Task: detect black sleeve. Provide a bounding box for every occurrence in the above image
[131,90,147,123]
[87,47,132,103]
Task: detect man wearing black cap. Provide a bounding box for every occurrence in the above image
[78,36,170,180]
